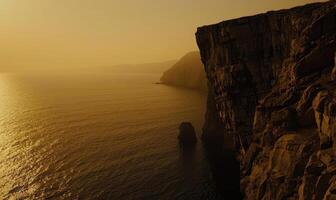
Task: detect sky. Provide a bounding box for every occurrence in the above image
[0,0,326,70]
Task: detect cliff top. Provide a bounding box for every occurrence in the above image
[196,1,334,34]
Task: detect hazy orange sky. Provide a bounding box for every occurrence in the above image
[0,0,326,70]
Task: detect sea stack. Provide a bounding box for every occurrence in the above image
[178,122,197,149]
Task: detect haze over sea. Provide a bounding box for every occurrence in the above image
[0,71,220,199]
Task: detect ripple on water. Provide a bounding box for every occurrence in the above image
[0,73,221,199]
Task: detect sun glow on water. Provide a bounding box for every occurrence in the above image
[0,73,216,199]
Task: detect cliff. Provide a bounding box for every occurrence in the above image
[160,51,207,90]
[196,1,336,199]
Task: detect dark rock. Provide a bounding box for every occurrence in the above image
[305,154,326,175]
[196,0,336,199]
[323,176,336,200]
[332,66,336,81]
[241,143,261,176]
[202,85,237,151]
[313,89,336,149]
[298,154,326,200]
[296,84,323,114]
[331,53,336,81]
[178,122,197,148]
[315,169,336,200]
[317,149,335,166]
[270,107,298,131]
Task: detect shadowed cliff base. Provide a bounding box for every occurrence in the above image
[202,85,242,198]
[204,146,242,199]
[197,0,335,199]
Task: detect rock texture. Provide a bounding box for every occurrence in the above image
[160,51,207,91]
[196,1,336,199]
[178,122,197,148]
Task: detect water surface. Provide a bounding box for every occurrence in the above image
[0,72,220,199]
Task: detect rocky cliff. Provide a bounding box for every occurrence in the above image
[196,1,336,199]
[160,51,207,90]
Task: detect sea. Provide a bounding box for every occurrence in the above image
[0,72,222,199]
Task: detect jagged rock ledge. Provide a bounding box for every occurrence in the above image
[196,1,336,199]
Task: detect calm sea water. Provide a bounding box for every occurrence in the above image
[0,72,220,199]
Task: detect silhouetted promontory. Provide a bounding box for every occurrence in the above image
[160,51,207,91]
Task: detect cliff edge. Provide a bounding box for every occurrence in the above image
[196,1,336,199]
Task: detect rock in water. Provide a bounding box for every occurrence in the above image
[178,122,197,148]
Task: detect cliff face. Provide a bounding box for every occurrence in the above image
[160,51,207,90]
[196,1,336,199]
